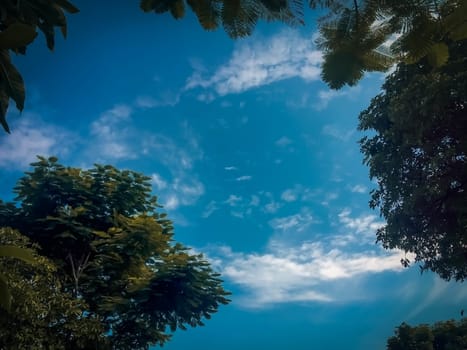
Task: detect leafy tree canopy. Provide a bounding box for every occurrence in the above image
[0,227,105,349]
[2,0,467,133]
[387,319,467,350]
[359,39,467,281]
[0,156,230,349]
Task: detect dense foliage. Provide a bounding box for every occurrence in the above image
[359,39,467,281]
[0,0,79,133]
[0,156,230,349]
[387,319,467,350]
[0,227,104,349]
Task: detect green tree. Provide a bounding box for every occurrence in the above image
[387,319,467,350]
[359,39,467,281]
[0,227,105,349]
[0,156,230,349]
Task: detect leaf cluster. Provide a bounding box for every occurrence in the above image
[359,39,467,281]
[315,0,467,89]
[140,0,304,38]
[0,0,78,133]
[387,319,467,350]
[0,227,105,349]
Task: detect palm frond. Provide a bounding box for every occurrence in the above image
[187,0,222,31]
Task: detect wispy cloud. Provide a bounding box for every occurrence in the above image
[313,86,362,111]
[135,91,180,109]
[236,175,252,181]
[281,185,303,202]
[350,184,367,193]
[338,209,383,239]
[185,30,322,98]
[142,122,205,211]
[322,124,354,142]
[151,173,168,190]
[202,200,219,218]
[262,192,282,214]
[89,104,136,160]
[225,194,243,207]
[275,136,293,147]
[269,209,314,232]
[151,173,205,211]
[207,240,407,308]
[224,166,237,171]
[0,113,74,169]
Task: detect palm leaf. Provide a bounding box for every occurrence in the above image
[187,0,221,30]
[0,245,36,264]
[0,22,38,50]
[0,50,25,133]
[426,42,449,67]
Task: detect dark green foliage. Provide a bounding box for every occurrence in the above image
[359,39,467,281]
[141,0,304,38]
[0,0,79,133]
[0,156,230,349]
[0,227,105,349]
[387,319,467,350]
[315,0,467,88]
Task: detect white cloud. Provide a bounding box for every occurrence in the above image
[160,177,204,210]
[142,123,205,211]
[269,209,314,232]
[224,166,237,171]
[135,91,180,109]
[208,240,407,308]
[144,138,196,171]
[202,200,219,218]
[320,191,339,206]
[249,195,260,206]
[281,186,301,202]
[185,30,323,97]
[225,194,242,207]
[236,175,252,181]
[0,113,74,169]
[313,85,362,111]
[350,184,367,193]
[322,124,354,142]
[151,173,167,190]
[263,201,281,214]
[164,195,180,210]
[275,136,293,147]
[338,209,383,239]
[90,104,136,160]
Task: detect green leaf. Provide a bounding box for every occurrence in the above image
[140,0,155,12]
[0,50,26,111]
[0,88,10,133]
[0,245,36,265]
[0,22,38,50]
[426,42,449,67]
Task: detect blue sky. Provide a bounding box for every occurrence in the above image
[1,2,466,349]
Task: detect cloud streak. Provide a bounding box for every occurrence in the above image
[199,209,410,308]
[208,240,407,308]
[185,30,322,98]
[0,113,74,169]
